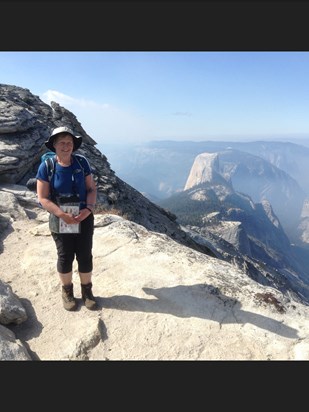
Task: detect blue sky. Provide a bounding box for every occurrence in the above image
[2,51,309,148]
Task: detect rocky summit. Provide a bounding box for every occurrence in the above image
[1,84,309,361]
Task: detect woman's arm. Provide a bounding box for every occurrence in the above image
[84,174,97,212]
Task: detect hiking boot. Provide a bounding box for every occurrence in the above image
[81,282,97,310]
[62,283,77,311]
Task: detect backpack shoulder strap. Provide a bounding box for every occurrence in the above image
[73,153,83,169]
[72,153,90,175]
[73,153,93,175]
[44,155,56,192]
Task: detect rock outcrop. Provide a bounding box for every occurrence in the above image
[0,84,214,257]
[1,211,309,360]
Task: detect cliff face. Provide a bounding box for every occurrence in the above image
[184,152,223,190]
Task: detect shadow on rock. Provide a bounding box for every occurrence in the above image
[99,283,299,339]
[7,297,43,360]
[0,217,13,253]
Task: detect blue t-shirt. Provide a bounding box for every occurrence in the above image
[36,154,92,209]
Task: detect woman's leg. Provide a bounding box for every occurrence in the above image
[51,232,77,310]
[76,214,97,309]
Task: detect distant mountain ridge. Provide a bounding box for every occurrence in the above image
[104,139,309,199]
[104,140,309,246]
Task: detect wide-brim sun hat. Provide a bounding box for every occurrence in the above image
[45,126,82,152]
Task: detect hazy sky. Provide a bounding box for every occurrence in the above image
[2,51,309,147]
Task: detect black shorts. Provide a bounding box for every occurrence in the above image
[51,213,94,274]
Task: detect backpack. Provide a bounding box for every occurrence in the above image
[26,152,85,193]
[41,151,58,187]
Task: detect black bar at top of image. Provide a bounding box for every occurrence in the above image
[1,1,309,51]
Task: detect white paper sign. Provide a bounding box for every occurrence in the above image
[59,205,80,234]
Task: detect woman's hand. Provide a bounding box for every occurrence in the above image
[60,211,80,225]
[73,208,92,223]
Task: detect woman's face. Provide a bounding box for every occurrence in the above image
[53,133,74,154]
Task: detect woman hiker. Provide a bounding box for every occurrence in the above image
[36,126,98,311]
